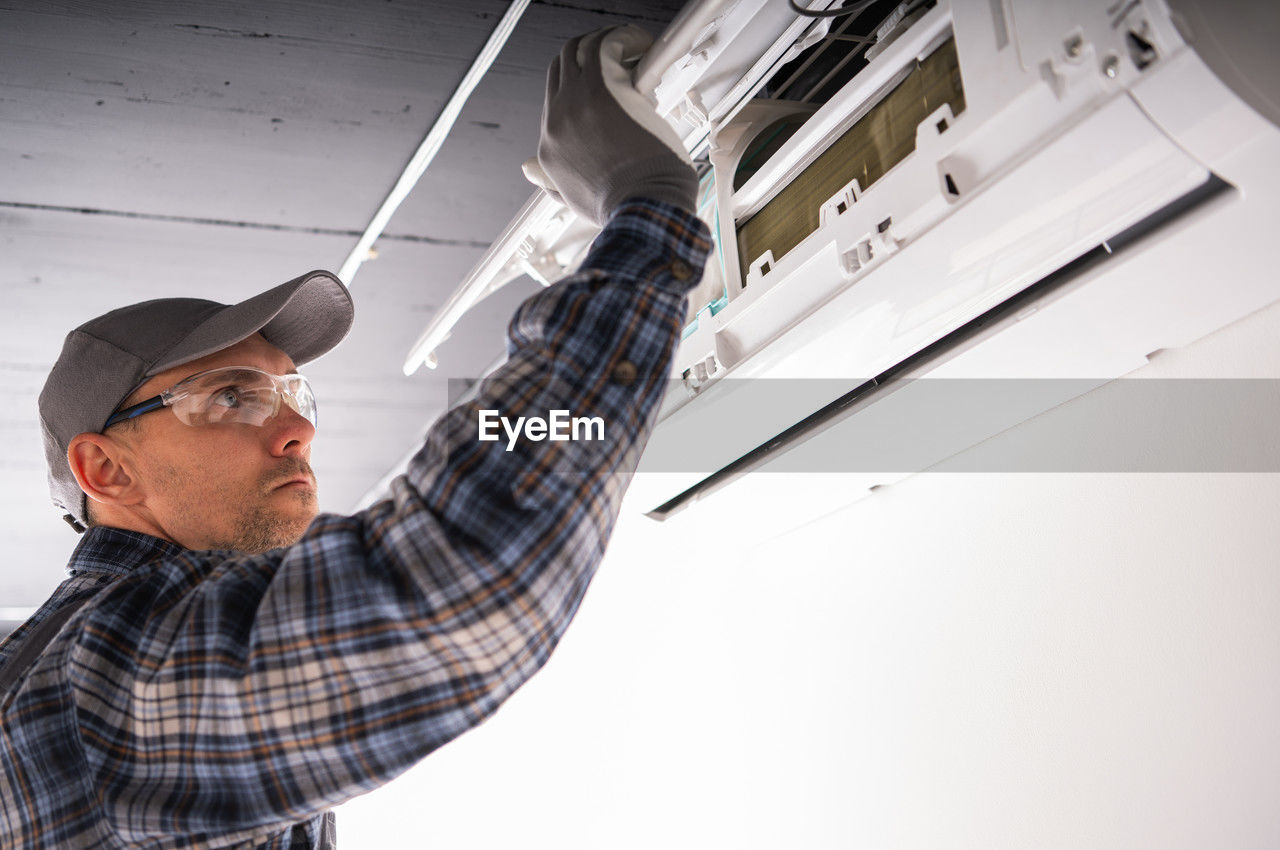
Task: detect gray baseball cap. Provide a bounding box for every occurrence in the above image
[39,270,354,532]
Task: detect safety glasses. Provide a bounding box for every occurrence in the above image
[104,366,317,430]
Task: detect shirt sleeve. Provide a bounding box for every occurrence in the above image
[66,199,712,844]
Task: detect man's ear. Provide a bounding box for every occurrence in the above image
[67,432,144,509]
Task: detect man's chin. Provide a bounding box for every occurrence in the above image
[232,492,319,553]
[275,494,319,544]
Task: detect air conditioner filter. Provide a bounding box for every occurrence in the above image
[736,37,965,281]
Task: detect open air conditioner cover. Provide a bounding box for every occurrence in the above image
[401,0,1280,521]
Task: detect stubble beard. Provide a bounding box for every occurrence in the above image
[231,482,317,553]
[162,458,318,553]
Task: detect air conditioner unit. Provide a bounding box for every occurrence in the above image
[402,0,1280,523]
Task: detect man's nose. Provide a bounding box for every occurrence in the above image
[266,401,316,457]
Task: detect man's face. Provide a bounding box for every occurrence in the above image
[109,334,319,552]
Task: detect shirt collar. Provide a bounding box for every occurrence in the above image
[65,526,186,579]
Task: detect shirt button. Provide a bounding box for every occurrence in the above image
[611,360,638,386]
[669,259,693,281]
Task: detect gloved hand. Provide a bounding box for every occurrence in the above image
[526,25,698,227]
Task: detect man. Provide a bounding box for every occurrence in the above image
[0,26,709,849]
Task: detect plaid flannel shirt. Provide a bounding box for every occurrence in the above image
[0,200,711,849]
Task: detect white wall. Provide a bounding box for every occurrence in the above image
[337,298,1280,847]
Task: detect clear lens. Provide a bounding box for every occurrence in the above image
[163,367,317,428]
[280,374,317,427]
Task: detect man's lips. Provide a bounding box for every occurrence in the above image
[273,473,315,491]
[265,459,315,493]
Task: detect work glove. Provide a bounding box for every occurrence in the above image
[525,25,698,227]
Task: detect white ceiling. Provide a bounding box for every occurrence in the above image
[0,0,687,611]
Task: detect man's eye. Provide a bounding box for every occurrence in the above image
[210,387,243,408]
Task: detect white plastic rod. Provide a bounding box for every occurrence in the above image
[337,0,532,285]
[402,190,563,374]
